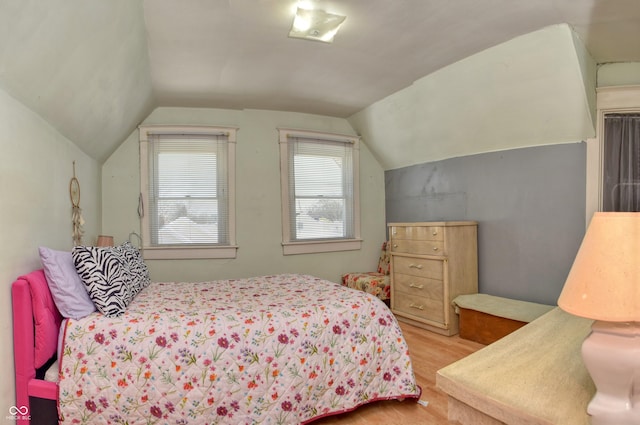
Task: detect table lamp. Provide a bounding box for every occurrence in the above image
[557,212,640,425]
[96,235,114,247]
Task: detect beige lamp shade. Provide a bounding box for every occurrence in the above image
[96,235,114,247]
[558,212,640,322]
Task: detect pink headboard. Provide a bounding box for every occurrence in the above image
[12,270,61,419]
[17,270,62,367]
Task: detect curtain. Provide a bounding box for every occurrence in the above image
[603,114,640,212]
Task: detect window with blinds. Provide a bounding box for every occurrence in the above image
[278,128,361,255]
[149,133,229,245]
[139,126,237,259]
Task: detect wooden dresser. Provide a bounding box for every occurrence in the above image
[388,221,478,336]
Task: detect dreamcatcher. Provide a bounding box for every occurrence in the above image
[70,161,85,246]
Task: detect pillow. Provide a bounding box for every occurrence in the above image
[39,247,96,319]
[72,245,134,318]
[120,241,151,296]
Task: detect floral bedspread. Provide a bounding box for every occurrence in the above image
[58,274,420,424]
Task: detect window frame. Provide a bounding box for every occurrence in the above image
[278,128,362,255]
[139,125,238,259]
[586,85,640,223]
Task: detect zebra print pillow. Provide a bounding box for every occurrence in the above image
[121,241,150,296]
[72,244,135,317]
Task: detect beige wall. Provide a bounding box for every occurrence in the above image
[102,107,387,284]
[0,87,100,408]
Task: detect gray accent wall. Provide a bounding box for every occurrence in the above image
[385,143,586,305]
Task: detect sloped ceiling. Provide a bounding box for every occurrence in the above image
[350,24,599,169]
[1,0,639,163]
[0,0,154,162]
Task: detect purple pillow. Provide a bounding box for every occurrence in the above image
[39,247,96,319]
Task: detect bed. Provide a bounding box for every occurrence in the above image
[12,246,421,425]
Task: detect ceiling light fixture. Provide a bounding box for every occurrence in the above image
[288,7,346,43]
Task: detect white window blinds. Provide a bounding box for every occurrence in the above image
[147,133,229,246]
[287,136,355,241]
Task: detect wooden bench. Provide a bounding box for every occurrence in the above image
[453,294,554,344]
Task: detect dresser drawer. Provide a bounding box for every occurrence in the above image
[393,292,445,324]
[391,239,444,255]
[390,225,443,241]
[394,273,443,300]
[393,256,443,280]
[387,221,478,335]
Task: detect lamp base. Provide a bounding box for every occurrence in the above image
[582,321,640,425]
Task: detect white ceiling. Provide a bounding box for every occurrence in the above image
[2,0,640,162]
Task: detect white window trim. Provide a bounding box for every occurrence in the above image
[139,125,238,259]
[278,128,362,255]
[585,85,640,225]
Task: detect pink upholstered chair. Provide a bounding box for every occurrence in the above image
[341,242,391,304]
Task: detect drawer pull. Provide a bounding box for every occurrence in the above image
[393,243,398,248]
[433,247,439,252]
[409,303,424,310]
[409,263,423,269]
[409,283,424,289]
[432,229,438,236]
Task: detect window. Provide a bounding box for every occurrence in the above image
[602,113,640,211]
[278,128,361,255]
[586,86,640,220]
[139,125,237,259]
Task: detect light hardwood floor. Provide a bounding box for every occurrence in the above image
[314,321,485,425]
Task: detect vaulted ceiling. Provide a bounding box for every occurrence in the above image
[1,0,639,162]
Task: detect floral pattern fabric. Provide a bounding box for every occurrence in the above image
[376,242,391,275]
[58,274,420,424]
[341,242,391,301]
[341,272,390,301]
